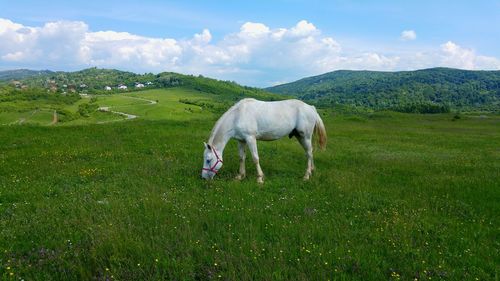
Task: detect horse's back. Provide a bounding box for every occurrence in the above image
[233,99,317,140]
[236,98,314,112]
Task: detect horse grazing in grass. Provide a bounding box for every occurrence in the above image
[201,98,327,183]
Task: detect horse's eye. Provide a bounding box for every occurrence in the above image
[206,159,211,164]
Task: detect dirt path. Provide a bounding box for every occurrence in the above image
[4,109,38,125]
[124,96,157,105]
[96,95,156,123]
[98,106,138,120]
[1,95,158,126]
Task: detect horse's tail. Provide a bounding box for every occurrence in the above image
[314,109,327,150]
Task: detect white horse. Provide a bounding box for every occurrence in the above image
[201,98,327,183]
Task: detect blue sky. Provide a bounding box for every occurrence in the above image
[1,0,499,86]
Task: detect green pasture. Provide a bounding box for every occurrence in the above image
[0,96,498,280]
[0,88,217,126]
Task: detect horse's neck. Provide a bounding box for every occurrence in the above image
[208,112,234,157]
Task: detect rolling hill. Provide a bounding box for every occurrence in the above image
[267,68,500,112]
[4,67,500,113]
[3,67,277,100]
[0,68,281,126]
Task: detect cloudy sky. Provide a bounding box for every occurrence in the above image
[1,0,499,86]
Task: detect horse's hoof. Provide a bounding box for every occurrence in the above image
[303,175,310,181]
[257,177,264,184]
[235,174,246,180]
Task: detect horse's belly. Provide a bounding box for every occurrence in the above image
[255,127,292,141]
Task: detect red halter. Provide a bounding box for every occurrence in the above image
[202,146,223,174]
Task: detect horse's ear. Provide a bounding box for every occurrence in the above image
[204,142,212,150]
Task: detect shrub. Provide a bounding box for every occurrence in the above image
[78,103,99,117]
[56,109,79,122]
[390,103,450,114]
[452,112,461,121]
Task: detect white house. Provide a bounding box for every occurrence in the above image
[135,83,145,88]
[104,86,112,91]
[118,84,128,90]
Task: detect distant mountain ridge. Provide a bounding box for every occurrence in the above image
[0,69,54,81]
[267,68,500,111]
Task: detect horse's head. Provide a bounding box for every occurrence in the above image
[201,142,223,179]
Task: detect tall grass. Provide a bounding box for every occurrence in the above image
[0,112,499,280]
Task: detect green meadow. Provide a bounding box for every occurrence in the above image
[0,88,217,126]
[1,88,499,280]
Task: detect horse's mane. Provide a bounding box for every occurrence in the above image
[208,98,255,144]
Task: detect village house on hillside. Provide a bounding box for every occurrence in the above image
[118,84,128,90]
[104,86,112,91]
[48,80,57,92]
[135,83,145,88]
[11,80,22,88]
[68,85,76,93]
[11,80,29,90]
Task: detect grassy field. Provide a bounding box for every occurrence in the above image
[0,88,218,126]
[0,90,499,280]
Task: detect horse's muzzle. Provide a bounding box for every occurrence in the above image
[201,171,215,180]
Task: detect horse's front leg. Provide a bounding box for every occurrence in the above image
[235,141,246,180]
[246,137,264,184]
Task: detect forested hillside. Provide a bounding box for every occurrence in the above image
[267,68,500,112]
[4,67,500,113]
[2,67,277,100]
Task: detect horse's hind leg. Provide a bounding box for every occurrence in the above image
[246,137,264,184]
[235,141,246,180]
[298,136,314,180]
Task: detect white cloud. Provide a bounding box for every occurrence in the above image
[289,20,318,37]
[82,31,182,68]
[0,18,499,86]
[400,30,416,41]
[440,41,475,68]
[438,41,500,69]
[239,22,270,39]
[193,29,212,45]
[2,51,25,61]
